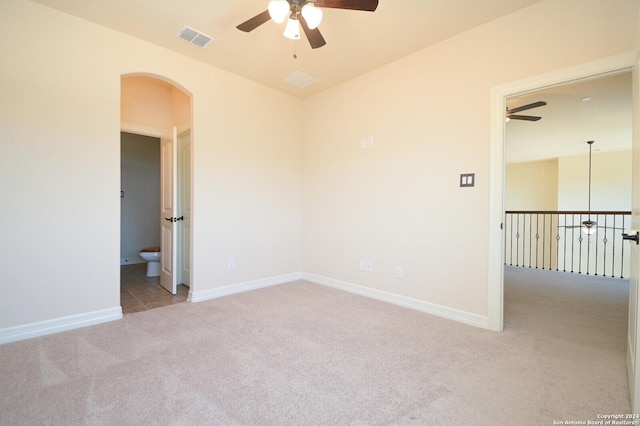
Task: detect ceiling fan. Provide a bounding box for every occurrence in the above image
[506,101,547,122]
[236,0,379,49]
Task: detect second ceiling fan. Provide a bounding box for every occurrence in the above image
[506,101,547,122]
[237,0,379,49]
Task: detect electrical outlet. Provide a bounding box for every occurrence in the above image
[365,261,373,272]
[360,137,374,150]
[227,259,235,271]
[366,137,374,148]
[395,266,403,279]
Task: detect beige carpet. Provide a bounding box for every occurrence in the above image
[0,267,630,425]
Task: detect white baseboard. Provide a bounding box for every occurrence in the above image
[1,272,488,344]
[302,273,489,329]
[189,272,303,303]
[0,307,123,345]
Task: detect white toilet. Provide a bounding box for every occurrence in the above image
[139,246,161,277]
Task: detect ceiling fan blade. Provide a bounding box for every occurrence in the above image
[508,114,542,121]
[315,0,378,11]
[300,15,327,49]
[237,10,271,32]
[507,101,547,114]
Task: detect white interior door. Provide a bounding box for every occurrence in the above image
[627,59,640,413]
[160,127,178,295]
[178,129,191,286]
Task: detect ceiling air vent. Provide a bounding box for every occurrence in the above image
[177,25,214,48]
[282,71,318,89]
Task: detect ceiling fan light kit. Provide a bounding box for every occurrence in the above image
[284,15,301,39]
[238,0,378,49]
[581,220,597,235]
[269,0,290,23]
[301,3,323,29]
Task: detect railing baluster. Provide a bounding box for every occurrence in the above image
[571,214,576,273]
[535,214,540,269]
[515,213,520,266]
[578,213,584,274]
[555,215,560,271]
[588,231,592,275]
[602,214,608,277]
[542,213,547,269]
[548,213,553,270]
[509,216,513,265]
[562,214,568,273]
[529,214,533,268]
[521,213,525,267]
[593,215,596,275]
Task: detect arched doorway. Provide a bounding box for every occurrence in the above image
[120,74,193,313]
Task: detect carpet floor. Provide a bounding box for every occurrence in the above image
[0,267,631,425]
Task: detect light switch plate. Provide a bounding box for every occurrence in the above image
[460,173,475,187]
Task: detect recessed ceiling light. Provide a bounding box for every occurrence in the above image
[582,97,591,102]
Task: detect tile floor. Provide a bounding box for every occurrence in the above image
[120,263,188,314]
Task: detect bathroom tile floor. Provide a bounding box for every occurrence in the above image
[120,263,188,314]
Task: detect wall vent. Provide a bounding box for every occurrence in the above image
[282,71,318,89]
[177,25,214,48]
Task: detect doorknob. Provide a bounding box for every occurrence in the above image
[622,231,639,245]
[176,216,184,221]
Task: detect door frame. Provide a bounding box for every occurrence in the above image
[120,123,192,292]
[177,128,192,287]
[488,51,636,332]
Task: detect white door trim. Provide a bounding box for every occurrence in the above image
[488,51,636,332]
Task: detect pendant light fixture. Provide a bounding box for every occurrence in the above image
[581,140,597,235]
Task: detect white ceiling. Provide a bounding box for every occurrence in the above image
[30,0,543,98]
[506,71,632,164]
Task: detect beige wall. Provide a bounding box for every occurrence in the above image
[302,0,638,318]
[0,0,302,330]
[0,0,637,335]
[121,75,191,132]
[506,159,559,211]
[506,151,632,211]
[121,77,173,131]
[558,150,632,211]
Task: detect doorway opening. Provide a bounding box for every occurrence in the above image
[488,52,635,332]
[120,74,192,314]
[503,70,632,334]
